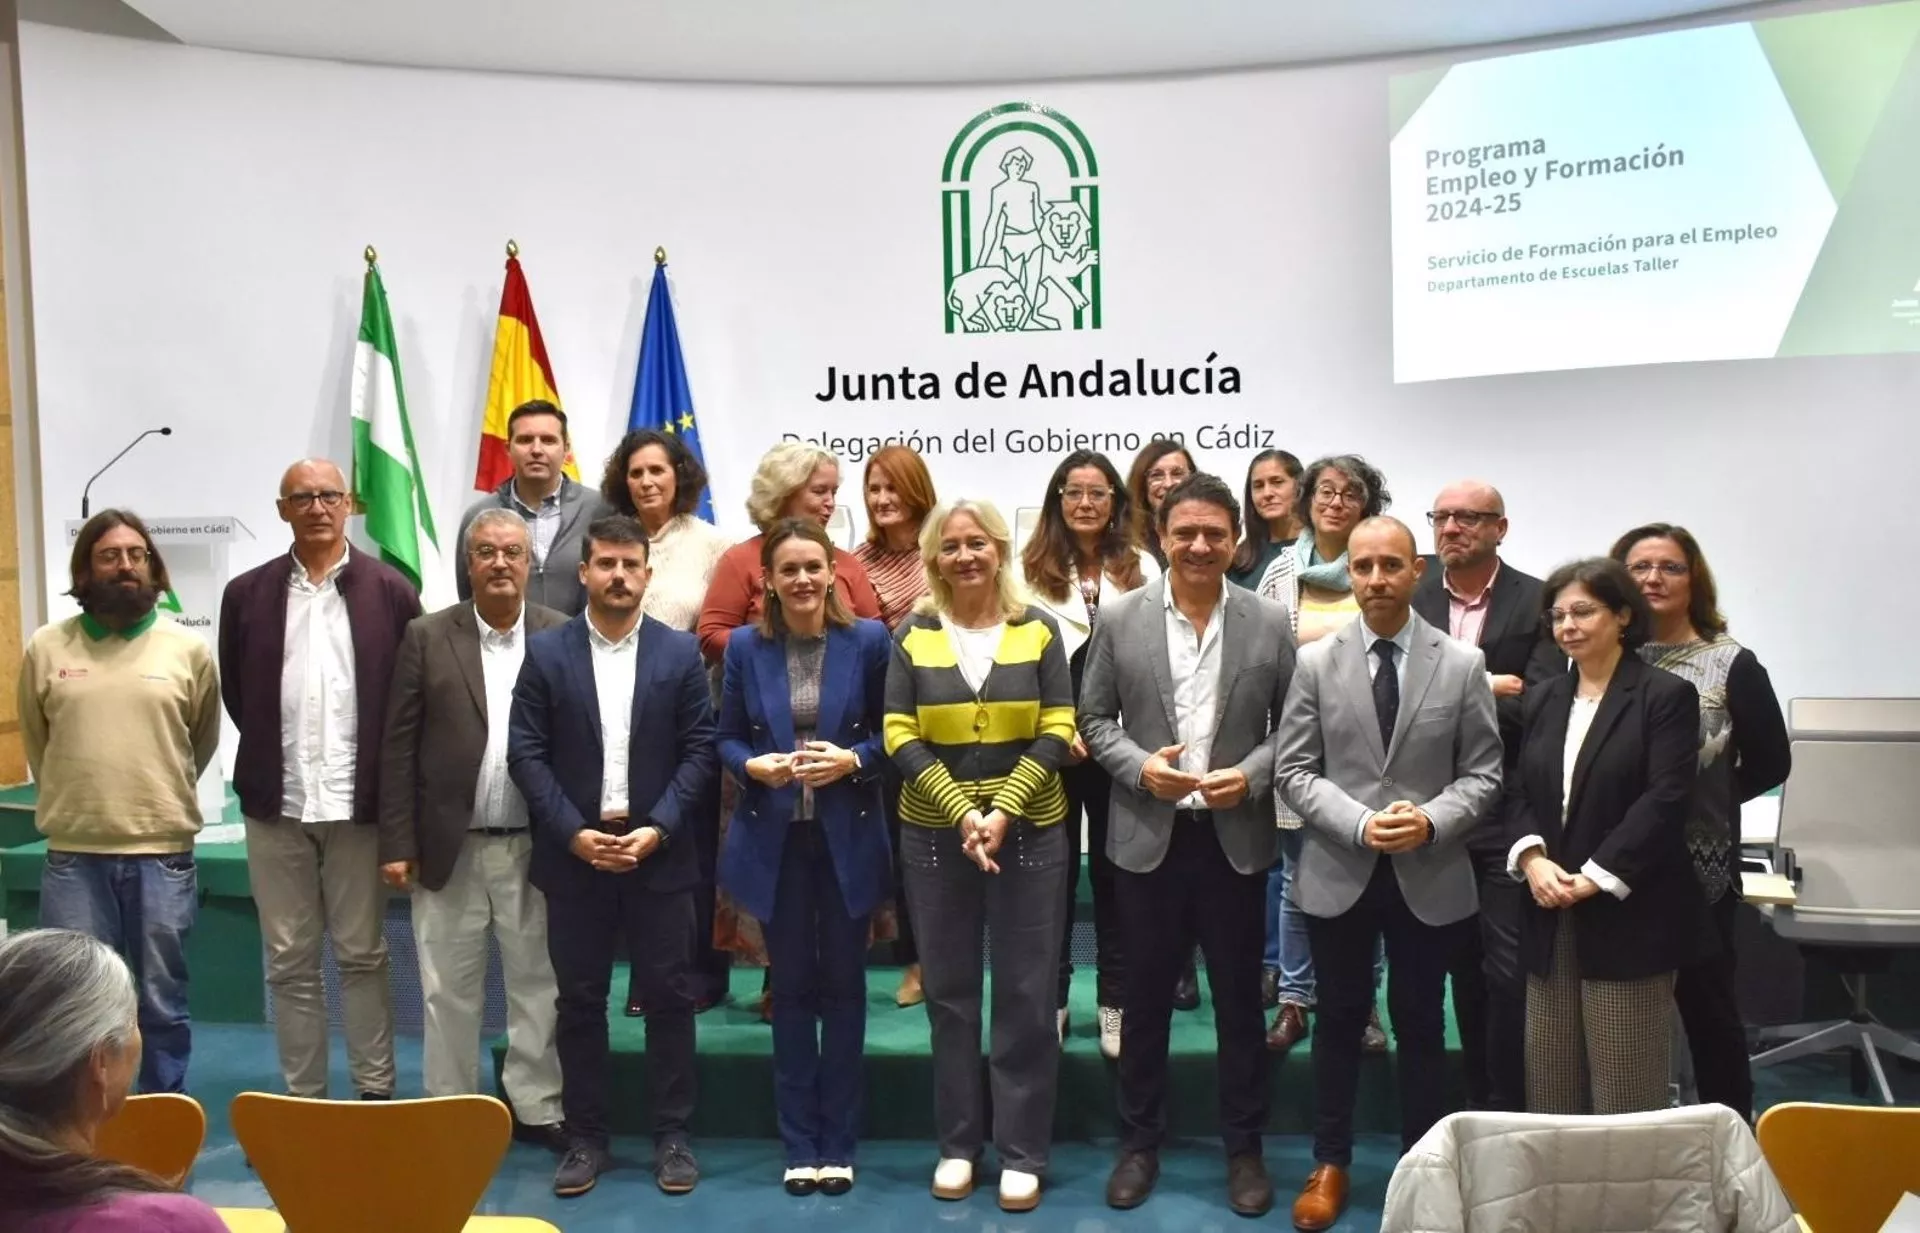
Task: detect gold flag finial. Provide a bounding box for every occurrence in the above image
[506,238,519,259]
[654,247,667,266]
[363,245,377,267]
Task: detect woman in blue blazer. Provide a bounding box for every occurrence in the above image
[716,517,893,1197]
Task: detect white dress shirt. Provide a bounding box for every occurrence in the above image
[472,605,529,831]
[281,544,358,823]
[1162,583,1224,811]
[1352,615,1417,844]
[588,612,640,818]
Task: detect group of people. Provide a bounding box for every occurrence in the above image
[11,400,1789,1230]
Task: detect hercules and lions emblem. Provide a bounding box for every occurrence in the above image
[942,104,1102,333]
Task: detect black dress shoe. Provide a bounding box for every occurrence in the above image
[554,1142,611,1197]
[1226,1153,1273,1217]
[512,1120,570,1153]
[656,1139,701,1194]
[1106,1149,1159,1209]
[357,1091,392,1101]
[1173,959,1200,1012]
[1260,967,1280,1009]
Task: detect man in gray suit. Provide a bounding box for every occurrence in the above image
[378,509,570,1148]
[455,400,598,615]
[1082,472,1296,1218]
[1275,516,1503,1232]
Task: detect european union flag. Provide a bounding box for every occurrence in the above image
[628,259,714,521]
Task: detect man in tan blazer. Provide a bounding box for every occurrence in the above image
[378,509,569,1146]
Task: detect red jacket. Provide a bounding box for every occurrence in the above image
[696,535,881,664]
[218,549,421,825]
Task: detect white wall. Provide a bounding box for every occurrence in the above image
[16,20,1917,704]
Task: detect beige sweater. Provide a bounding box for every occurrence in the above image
[18,612,221,853]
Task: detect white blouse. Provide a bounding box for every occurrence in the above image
[642,515,731,633]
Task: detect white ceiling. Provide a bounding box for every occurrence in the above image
[111,0,1774,85]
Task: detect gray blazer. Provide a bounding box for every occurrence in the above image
[1081,577,1296,876]
[1275,610,1503,926]
[453,477,599,615]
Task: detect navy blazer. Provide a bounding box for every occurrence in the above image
[507,613,718,896]
[715,618,892,925]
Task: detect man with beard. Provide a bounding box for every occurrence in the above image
[509,514,716,1198]
[18,509,221,1092]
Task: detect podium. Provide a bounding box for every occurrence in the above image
[63,516,253,837]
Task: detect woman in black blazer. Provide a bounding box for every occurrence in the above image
[1505,557,1707,1115]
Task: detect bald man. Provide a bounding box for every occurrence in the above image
[1413,480,1564,1113]
[219,458,422,1100]
[1274,517,1502,1230]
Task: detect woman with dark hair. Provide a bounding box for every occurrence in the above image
[1123,440,1196,569]
[1259,455,1392,1054]
[1611,523,1788,1123]
[0,929,227,1232]
[716,520,893,1196]
[1228,450,1303,589]
[852,445,938,1008]
[1020,450,1158,1058]
[599,429,731,633]
[1505,558,1708,1115]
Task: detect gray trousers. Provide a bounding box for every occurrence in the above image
[901,819,1068,1174]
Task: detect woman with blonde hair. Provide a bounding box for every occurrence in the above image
[1,929,227,1231]
[851,445,940,1007]
[886,498,1075,1212]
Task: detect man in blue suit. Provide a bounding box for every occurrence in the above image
[509,514,718,1199]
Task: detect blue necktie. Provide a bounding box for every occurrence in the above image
[1372,639,1399,753]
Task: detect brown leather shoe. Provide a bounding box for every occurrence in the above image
[1266,1003,1309,1052]
[896,964,925,1008]
[1290,1164,1348,1232]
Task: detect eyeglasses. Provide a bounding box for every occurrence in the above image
[93,546,149,566]
[1427,509,1499,529]
[1059,485,1112,505]
[1545,603,1609,626]
[1145,467,1189,485]
[285,490,346,511]
[1626,560,1688,579]
[1314,485,1365,508]
[470,544,528,562]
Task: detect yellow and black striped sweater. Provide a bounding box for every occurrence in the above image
[883,606,1075,827]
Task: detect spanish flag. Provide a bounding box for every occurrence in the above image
[473,247,578,491]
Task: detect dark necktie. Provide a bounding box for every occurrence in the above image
[1372,639,1399,754]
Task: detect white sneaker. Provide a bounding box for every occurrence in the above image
[1056,1007,1070,1044]
[999,1168,1041,1211]
[931,1157,973,1200]
[1098,1005,1122,1059]
[816,1164,854,1195]
[783,1166,818,1195]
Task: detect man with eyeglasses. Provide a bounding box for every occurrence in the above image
[456,399,597,615]
[19,509,221,1093]
[1411,481,1565,1113]
[218,458,421,1101]
[376,510,568,1148]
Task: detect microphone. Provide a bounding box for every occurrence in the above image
[80,427,172,518]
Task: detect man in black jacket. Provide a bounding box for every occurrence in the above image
[1412,480,1565,1112]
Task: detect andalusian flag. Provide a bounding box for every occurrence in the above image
[350,254,437,589]
[473,245,578,491]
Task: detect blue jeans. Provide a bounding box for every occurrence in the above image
[40,850,198,1092]
[1265,829,1383,1006]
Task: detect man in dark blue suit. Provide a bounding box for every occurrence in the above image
[509,514,717,1199]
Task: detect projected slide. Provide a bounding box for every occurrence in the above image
[1390,3,1920,382]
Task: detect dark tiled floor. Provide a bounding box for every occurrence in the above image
[178,1022,1916,1232]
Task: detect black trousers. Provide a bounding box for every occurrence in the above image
[884,768,916,966]
[1060,758,1123,1008]
[1674,891,1752,1121]
[548,875,698,1147]
[626,785,728,1007]
[1115,814,1269,1157]
[1307,858,1465,1166]
[1448,861,1527,1112]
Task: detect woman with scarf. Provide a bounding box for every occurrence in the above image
[1259,454,1392,1055]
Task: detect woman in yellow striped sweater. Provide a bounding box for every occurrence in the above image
[884,498,1075,1213]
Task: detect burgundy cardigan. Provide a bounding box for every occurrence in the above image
[218,550,422,825]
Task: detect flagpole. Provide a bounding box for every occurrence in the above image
[364,245,377,267]
[507,238,519,260]
[655,247,667,266]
